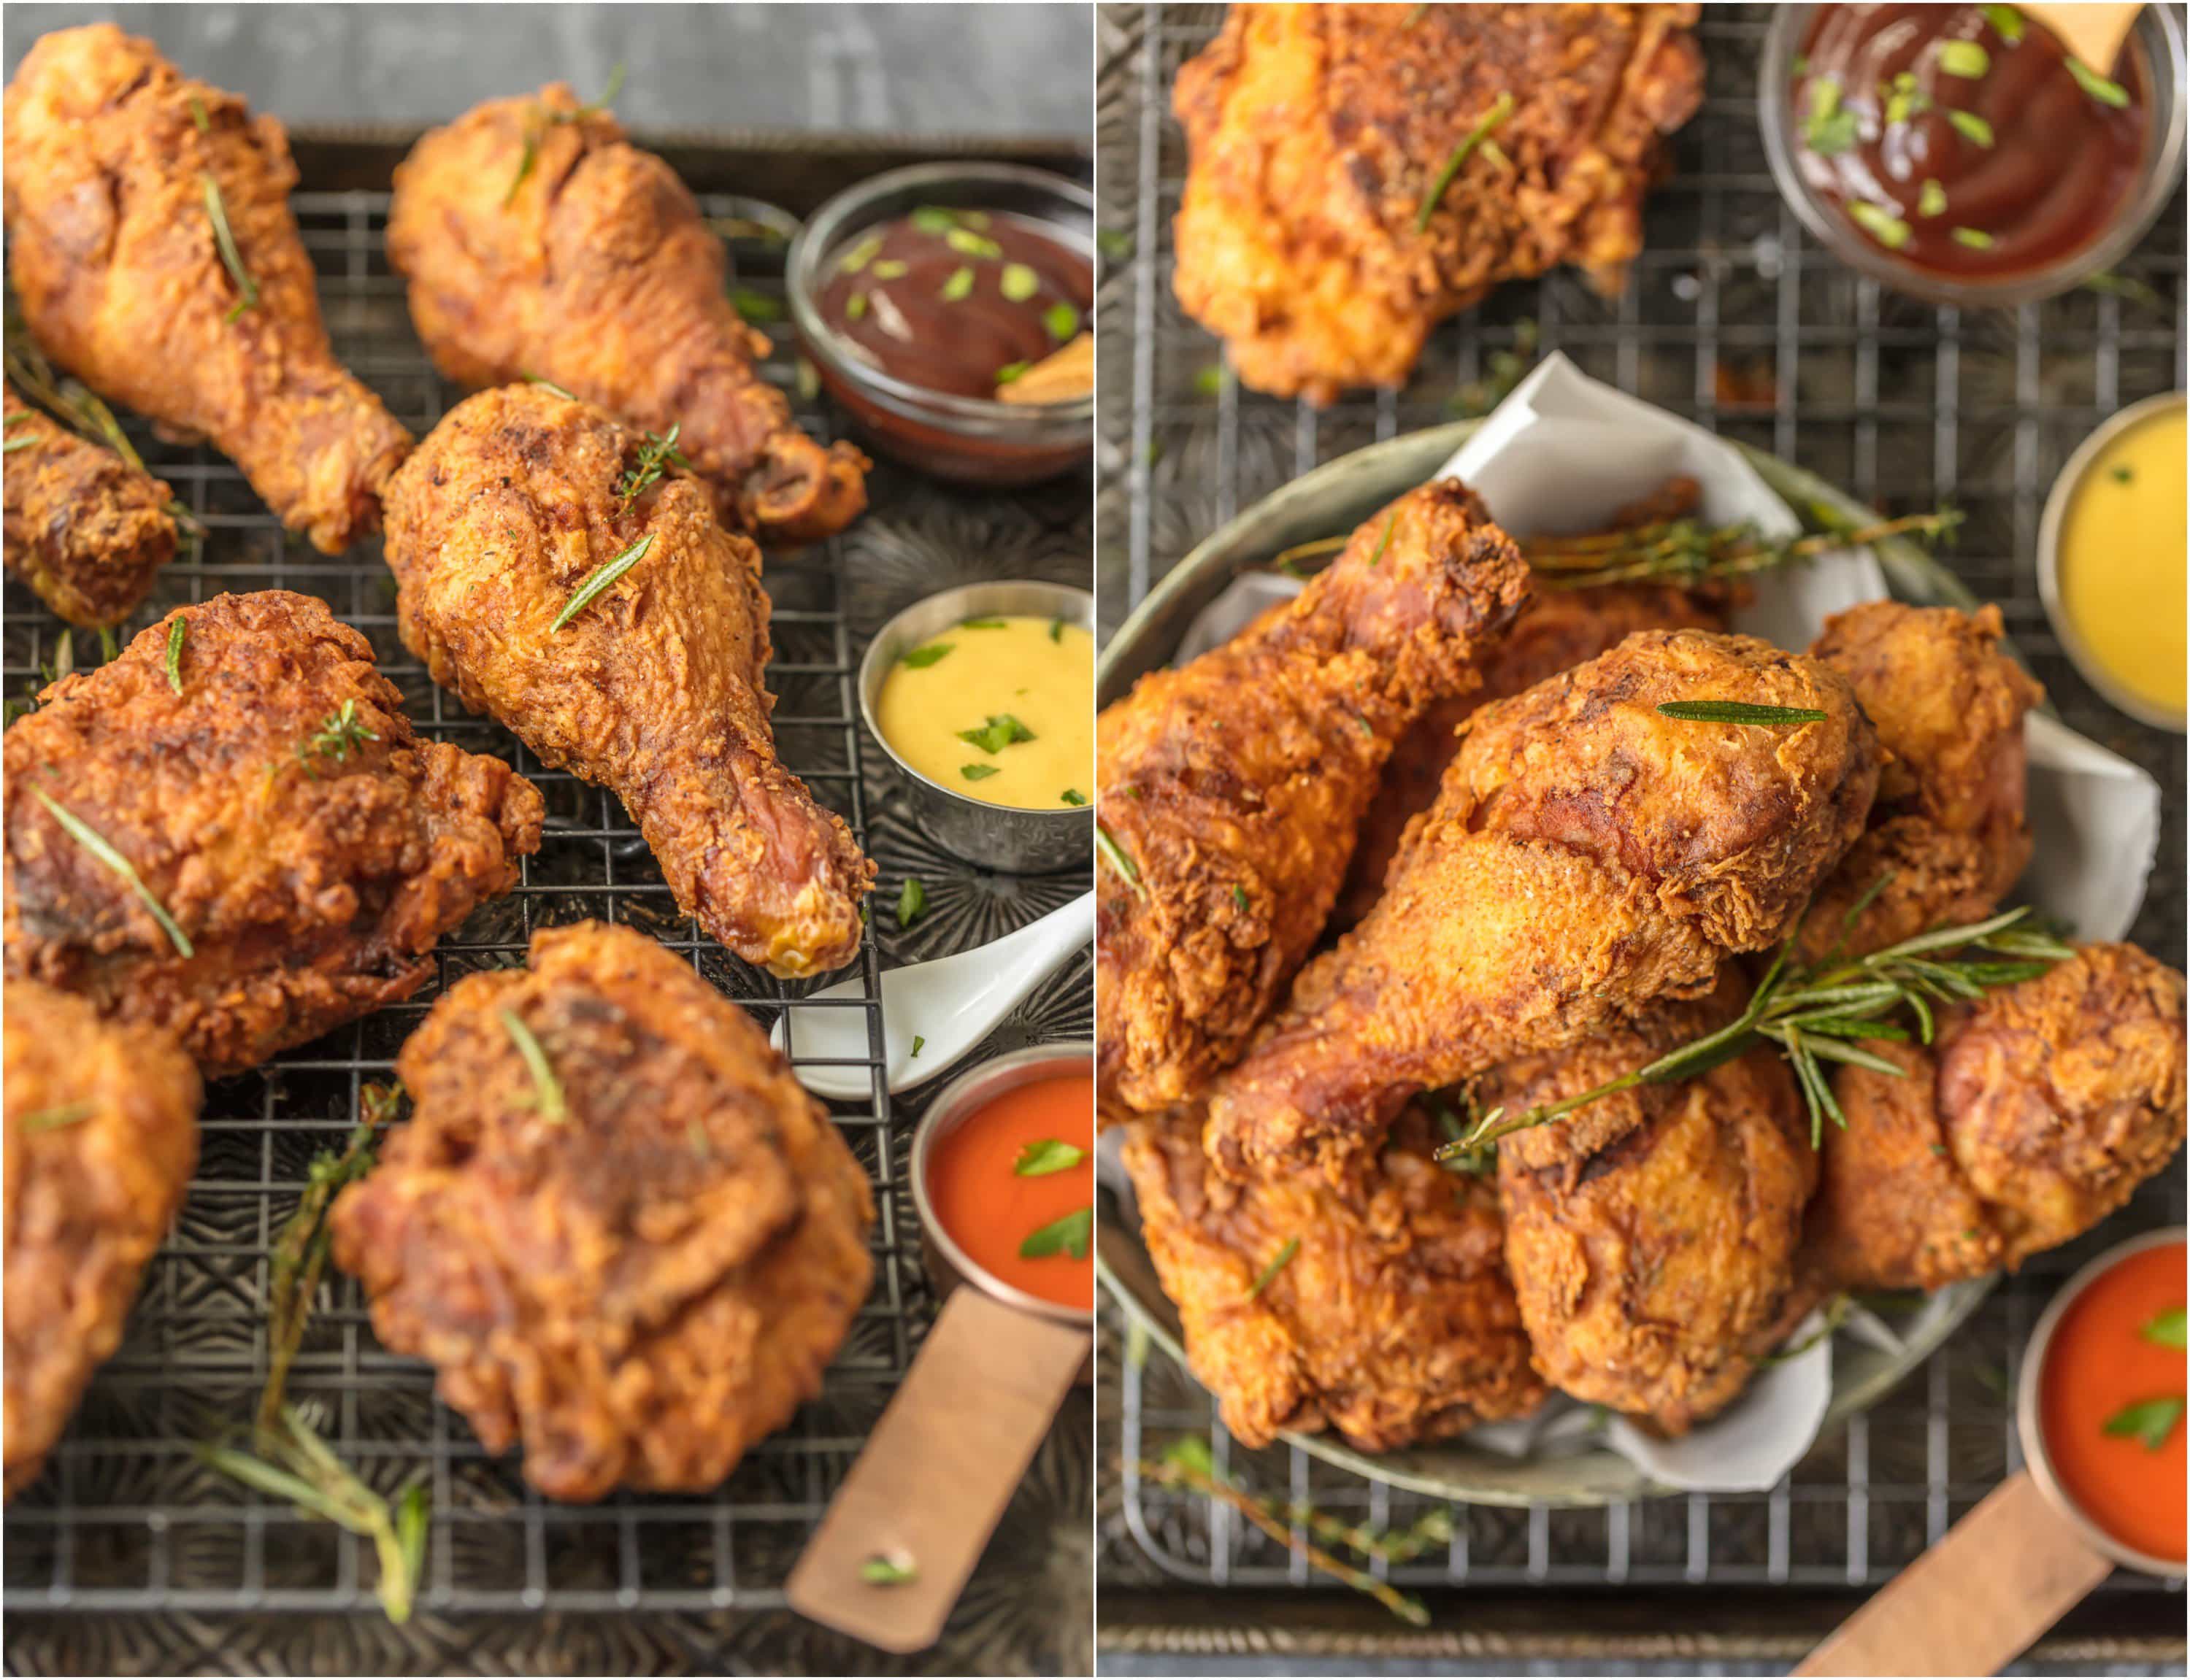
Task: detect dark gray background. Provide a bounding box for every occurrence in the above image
[3,2,1092,137]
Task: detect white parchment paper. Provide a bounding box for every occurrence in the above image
[1153,352,2161,1492]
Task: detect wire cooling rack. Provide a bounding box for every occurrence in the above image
[2,168,1091,1660]
[1094,1,2186,1657]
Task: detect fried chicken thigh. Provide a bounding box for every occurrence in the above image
[1097,481,1531,1112]
[4,591,543,1076]
[1795,602,2042,961]
[4,26,412,552]
[3,380,176,628]
[387,86,866,544]
[1806,944,2186,1292]
[1206,631,1880,1179]
[330,922,875,1501]
[383,386,873,977]
[1172,4,1704,401]
[1122,1106,1542,1451]
[5,979,200,1497]
[1486,978,1817,1433]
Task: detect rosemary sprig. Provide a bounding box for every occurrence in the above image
[20,1101,96,1133]
[197,1405,428,1624]
[615,423,688,510]
[1417,93,1515,232]
[502,1009,566,1122]
[1658,701,1828,726]
[505,63,627,206]
[1440,906,2073,1155]
[201,173,260,323]
[259,1085,396,1433]
[1096,822,1147,901]
[1,333,201,534]
[1246,1236,1300,1298]
[552,534,653,631]
[33,787,193,957]
[166,618,188,695]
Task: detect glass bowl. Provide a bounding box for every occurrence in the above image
[789,161,1092,486]
[1759,2,2186,308]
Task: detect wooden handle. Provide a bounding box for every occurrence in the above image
[785,1288,1090,1654]
[2021,1,2142,72]
[1794,1471,2114,1676]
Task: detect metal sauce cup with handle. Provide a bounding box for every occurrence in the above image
[786,1046,1094,1654]
[1797,1227,2187,1676]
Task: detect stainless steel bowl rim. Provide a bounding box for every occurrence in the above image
[910,1041,1097,1331]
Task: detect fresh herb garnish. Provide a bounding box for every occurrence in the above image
[896,876,927,928]
[201,173,259,323]
[945,227,1002,260]
[1246,1236,1300,1298]
[940,266,975,302]
[1918,178,1948,218]
[1,434,35,455]
[1061,789,1088,806]
[615,423,686,510]
[901,642,953,669]
[1848,201,1913,250]
[2102,1395,2184,1452]
[1043,301,1080,342]
[34,788,193,957]
[837,234,883,275]
[1938,40,1989,77]
[2113,464,2135,484]
[845,291,869,322]
[1981,4,2024,42]
[296,698,378,775]
[1367,511,1397,568]
[1019,1206,1092,1261]
[1951,227,1995,250]
[911,206,959,235]
[995,361,1029,385]
[500,1009,566,1123]
[910,1035,924,1058]
[1096,822,1146,900]
[958,713,1037,755]
[19,1101,96,1133]
[1658,701,1829,726]
[860,1554,918,1586]
[523,373,579,401]
[1418,91,1515,229]
[2142,1307,2187,1349]
[960,763,1001,782]
[1947,108,1996,147]
[961,617,1007,629]
[988,261,1040,304]
[189,95,211,134]
[165,618,187,694]
[870,259,908,280]
[1231,884,1250,912]
[1015,1138,1086,1177]
[504,63,625,206]
[552,534,653,631]
[1048,617,1066,642]
[2065,56,2129,107]
[1803,77,1859,154]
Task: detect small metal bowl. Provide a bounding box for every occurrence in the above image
[859,579,1094,874]
[2038,390,2187,733]
[909,1042,1095,1380]
[2017,1225,2188,1578]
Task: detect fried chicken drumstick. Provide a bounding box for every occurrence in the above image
[5,979,200,1498]
[331,922,875,1501]
[1172,4,1704,401]
[387,85,867,544]
[383,385,873,977]
[3,379,177,628]
[1122,1104,1542,1450]
[1206,630,1880,1179]
[1096,480,1531,1112]
[4,26,412,553]
[4,590,544,1077]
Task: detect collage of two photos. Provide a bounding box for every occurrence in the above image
[1,3,2186,1678]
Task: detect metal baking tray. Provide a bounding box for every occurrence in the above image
[1093,1,2186,1664]
[3,134,1092,1679]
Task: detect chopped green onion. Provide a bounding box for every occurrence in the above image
[2064,56,2129,108]
[1918,179,1948,218]
[1951,226,1995,250]
[1947,109,1996,147]
[1848,201,1913,250]
[940,266,975,302]
[1980,4,2024,43]
[1938,40,1989,77]
[1043,301,1080,341]
[945,227,1002,260]
[1000,263,1040,301]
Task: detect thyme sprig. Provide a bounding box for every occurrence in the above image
[615,423,689,510]
[295,698,378,775]
[1437,905,2074,1157]
[505,63,627,207]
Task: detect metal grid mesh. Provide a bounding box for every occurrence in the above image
[1095,0,2188,1615]
[1,190,922,1617]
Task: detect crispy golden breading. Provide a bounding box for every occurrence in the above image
[383,385,874,978]
[1807,944,2186,1292]
[4,979,199,1498]
[1122,1106,1542,1450]
[4,26,412,553]
[1096,481,1531,1112]
[1795,602,2043,961]
[1206,631,1880,1180]
[1486,979,1816,1433]
[1172,4,1703,402]
[331,922,875,1501]
[387,86,867,545]
[2,382,176,628]
[3,591,543,1077]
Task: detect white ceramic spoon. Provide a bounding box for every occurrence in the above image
[772,891,1094,1101]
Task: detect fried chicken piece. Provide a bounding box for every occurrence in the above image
[1123,1104,1542,1450]
[1172,4,1704,402]
[2,381,176,628]
[331,922,875,1501]
[1097,480,1532,1112]
[3,591,543,1077]
[386,85,866,545]
[4,26,412,553]
[1807,944,2186,1292]
[1486,977,1816,1433]
[1795,602,2043,961]
[1207,630,1880,1180]
[383,386,872,978]
[4,979,199,1498]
